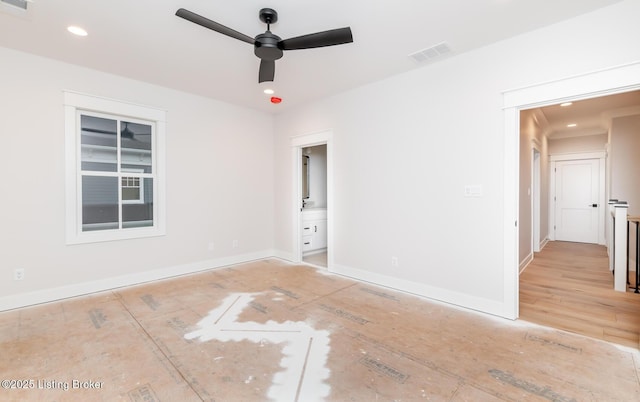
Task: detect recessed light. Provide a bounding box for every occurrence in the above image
[567,123,577,128]
[560,102,573,107]
[67,26,88,36]
[263,88,274,95]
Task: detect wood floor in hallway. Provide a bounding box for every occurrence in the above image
[2,258,639,401]
[519,240,640,349]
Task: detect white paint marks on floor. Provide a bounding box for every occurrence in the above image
[185,293,331,402]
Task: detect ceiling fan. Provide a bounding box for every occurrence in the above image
[175,7,353,83]
[83,122,137,140]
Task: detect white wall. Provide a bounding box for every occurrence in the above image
[610,115,640,216]
[609,114,640,274]
[548,134,608,155]
[273,0,640,317]
[0,47,274,309]
[3,1,639,317]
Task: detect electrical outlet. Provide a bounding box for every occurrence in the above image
[232,240,238,248]
[14,268,25,281]
[208,242,215,251]
[391,257,399,267]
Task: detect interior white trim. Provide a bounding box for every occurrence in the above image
[0,250,275,312]
[291,130,334,269]
[519,252,534,274]
[503,106,519,320]
[548,158,556,242]
[503,60,640,320]
[331,263,506,318]
[503,61,640,109]
[539,237,549,250]
[532,147,541,253]
[549,151,606,162]
[64,90,167,245]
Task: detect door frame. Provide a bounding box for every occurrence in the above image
[548,152,606,244]
[503,60,640,320]
[290,130,334,268]
[532,147,541,253]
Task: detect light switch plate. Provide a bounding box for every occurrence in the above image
[464,185,483,197]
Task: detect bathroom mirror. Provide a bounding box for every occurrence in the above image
[302,155,310,199]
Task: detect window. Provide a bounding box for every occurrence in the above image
[121,175,143,204]
[65,92,166,244]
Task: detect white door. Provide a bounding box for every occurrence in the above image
[554,159,600,243]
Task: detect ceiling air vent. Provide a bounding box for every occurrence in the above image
[409,42,452,64]
[1,0,28,10]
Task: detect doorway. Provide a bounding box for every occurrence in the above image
[291,130,333,269]
[301,144,328,267]
[503,61,640,320]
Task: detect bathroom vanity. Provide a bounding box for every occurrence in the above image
[302,208,327,254]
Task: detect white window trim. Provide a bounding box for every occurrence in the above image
[64,91,166,244]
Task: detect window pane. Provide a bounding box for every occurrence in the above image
[82,176,118,231]
[123,178,153,228]
[122,187,140,201]
[81,115,117,172]
[121,121,152,173]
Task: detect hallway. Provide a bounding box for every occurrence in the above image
[519,241,640,348]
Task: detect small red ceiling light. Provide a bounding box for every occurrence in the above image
[270,96,282,104]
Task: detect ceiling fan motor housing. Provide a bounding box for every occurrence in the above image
[254,32,283,60]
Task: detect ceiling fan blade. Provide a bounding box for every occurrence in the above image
[279,27,353,50]
[259,59,275,83]
[82,128,116,135]
[175,8,255,45]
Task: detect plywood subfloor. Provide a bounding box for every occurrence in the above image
[520,241,640,349]
[2,258,639,401]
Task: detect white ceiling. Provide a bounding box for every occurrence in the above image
[0,0,625,114]
[535,90,640,139]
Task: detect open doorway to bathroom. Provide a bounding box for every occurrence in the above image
[301,144,328,267]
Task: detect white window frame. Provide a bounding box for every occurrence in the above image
[64,91,166,244]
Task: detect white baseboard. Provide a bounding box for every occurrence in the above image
[539,237,549,250]
[519,252,534,274]
[272,249,296,263]
[0,250,275,312]
[330,263,508,319]
[2,250,511,320]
